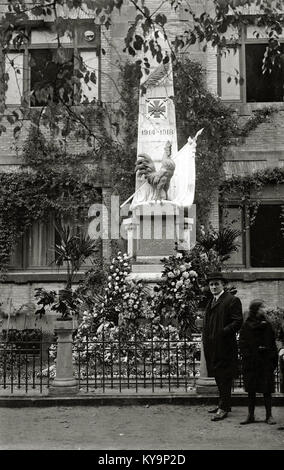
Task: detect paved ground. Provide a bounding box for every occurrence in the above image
[0,404,284,450]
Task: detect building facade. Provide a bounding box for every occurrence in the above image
[0,0,284,331]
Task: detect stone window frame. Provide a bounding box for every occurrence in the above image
[217,23,284,104]
[2,19,101,108]
[220,198,284,270]
[9,212,101,273]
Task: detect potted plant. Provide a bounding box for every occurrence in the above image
[35,223,99,324]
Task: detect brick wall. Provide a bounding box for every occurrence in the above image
[231,280,284,313]
[0,280,69,333]
[1,1,284,329]
[207,189,219,229]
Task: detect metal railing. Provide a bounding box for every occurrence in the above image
[73,334,201,393]
[0,332,282,394]
[0,340,55,393]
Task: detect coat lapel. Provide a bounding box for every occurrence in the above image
[210,291,227,310]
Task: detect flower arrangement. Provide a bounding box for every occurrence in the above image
[73,319,200,380]
[148,250,201,336]
[70,248,203,383]
[265,306,284,339]
[99,251,137,324]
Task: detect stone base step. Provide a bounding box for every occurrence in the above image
[132,264,163,273]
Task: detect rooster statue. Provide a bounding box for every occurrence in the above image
[135,141,176,201]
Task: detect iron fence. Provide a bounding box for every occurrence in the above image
[0,340,55,393]
[73,334,201,393]
[0,333,282,394]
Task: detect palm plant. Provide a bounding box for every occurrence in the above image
[54,223,99,289]
[197,226,241,265]
[35,223,99,319]
[187,226,241,308]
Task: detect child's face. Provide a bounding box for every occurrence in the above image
[256,304,267,319]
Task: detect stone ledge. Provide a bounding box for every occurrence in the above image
[0,392,283,407]
[224,270,284,281]
[1,271,99,284]
[128,272,163,283]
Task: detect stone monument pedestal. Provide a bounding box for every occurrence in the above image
[123,201,195,279]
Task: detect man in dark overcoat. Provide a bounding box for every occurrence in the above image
[203,272,243,421]
[276,326,284,430]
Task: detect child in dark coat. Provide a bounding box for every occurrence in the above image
[239,299,278,425]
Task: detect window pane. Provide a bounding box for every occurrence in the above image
[250,205,284,267]
[30,49,74,106]
[79,50,99,102]
[27,220,55,267]
[247,26,284,40]
[246,44,284,102]
[220,49,241,100]
[221,206,244,265]
[5,53,24,105]
[31,29,72,45]
[9,236,24,268]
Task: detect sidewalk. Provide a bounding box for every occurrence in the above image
[0,404,284,450]
[0,387,283,407]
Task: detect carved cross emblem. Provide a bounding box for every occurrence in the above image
[146,98,167,119]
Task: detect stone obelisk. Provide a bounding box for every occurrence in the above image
[130,60,178,208]
[123,31,198,279]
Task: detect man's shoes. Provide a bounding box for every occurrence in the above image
[208,406,231,414]
[211,409,228,421]
[208,407,219,414]
[265,416,276,425]
[240,415,255,425]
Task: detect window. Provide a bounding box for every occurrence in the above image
[246,44,284,102]
[9,217,98,271]
[221,203,284,268]
[221,205,244,266]
[30,49,74,106]
[3,22,100,106]
[9,218,57,270]
[218,25,284,103]
[219,48,241,101]
[4,52,24,105]
[250,205,284,267]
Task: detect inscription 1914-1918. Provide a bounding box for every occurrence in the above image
[141,129,174,136]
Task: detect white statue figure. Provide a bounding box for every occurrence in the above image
[124,129,203,210]
[169,128,203,207]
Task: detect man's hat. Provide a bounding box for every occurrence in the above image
[207,272,228,283]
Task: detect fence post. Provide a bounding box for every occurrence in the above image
[49,319,78,396]
[280,357,284,393]
[195,339,218,394]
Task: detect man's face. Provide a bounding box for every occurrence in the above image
[209,279,224,296]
